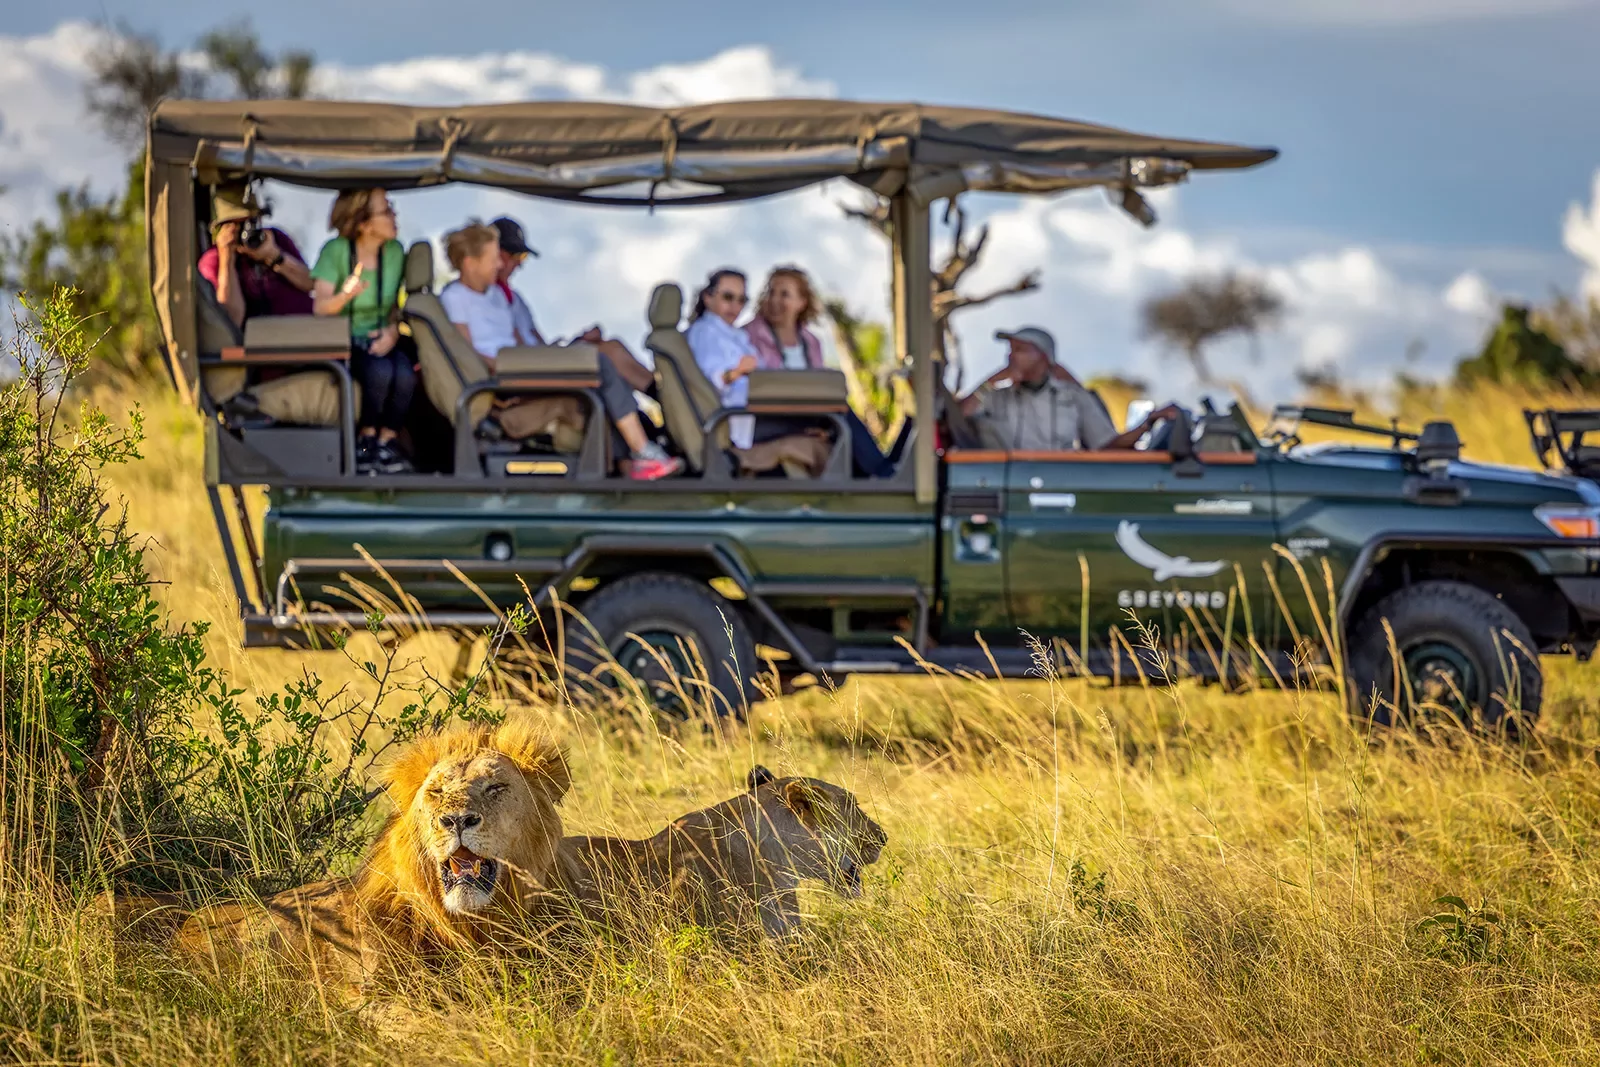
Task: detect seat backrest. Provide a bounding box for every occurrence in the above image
[400,240,493,427]
[644,283,719,470]
[196,276,246,403]
[243,314,350,353]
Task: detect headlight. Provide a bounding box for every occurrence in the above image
[1536,504,1600,539]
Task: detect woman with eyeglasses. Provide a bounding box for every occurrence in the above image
[686,269,761,449]
[311,188,415,474]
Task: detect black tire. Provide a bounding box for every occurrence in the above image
[1347,579,1542,731]
[563,572,755,719]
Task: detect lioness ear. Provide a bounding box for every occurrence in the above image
[747,765,775,792]
[782,780,819,823]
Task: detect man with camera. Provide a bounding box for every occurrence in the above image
[199,184,315,328]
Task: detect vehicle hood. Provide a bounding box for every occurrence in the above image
[1285,443,1600,503]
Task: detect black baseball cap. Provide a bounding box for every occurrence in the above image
[490,217,539,258]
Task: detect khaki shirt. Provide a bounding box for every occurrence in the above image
[972,378,1119,451]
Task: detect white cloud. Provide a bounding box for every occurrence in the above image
[1563,171,1600,303]
[0,20,1543,405]
[1215,0,1587,26]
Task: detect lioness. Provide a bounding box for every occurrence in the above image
[175,719,569,989]
[553,766,887,939]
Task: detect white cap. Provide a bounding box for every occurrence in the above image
[995,326,1056,362]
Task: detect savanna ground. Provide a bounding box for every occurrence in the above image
[7,378,1600,1066]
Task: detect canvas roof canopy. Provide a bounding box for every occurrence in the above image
[148,98,1277,205]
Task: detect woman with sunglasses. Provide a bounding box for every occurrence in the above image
[686,269,761,449]
[311,188,415,474]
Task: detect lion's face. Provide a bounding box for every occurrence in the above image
[747,766,887,898]
[412,750,556,914]
[370,721,569,927]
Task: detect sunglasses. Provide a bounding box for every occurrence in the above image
[715,290,748,305]
[369,205,397,220]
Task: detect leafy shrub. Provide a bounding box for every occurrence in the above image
[0,288,498,896]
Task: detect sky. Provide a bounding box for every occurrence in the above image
[1,1,1598,402]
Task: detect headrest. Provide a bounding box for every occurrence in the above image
[404,240,433,293]
[648,283,683,330]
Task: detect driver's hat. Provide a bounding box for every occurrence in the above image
[995,326,1056,361]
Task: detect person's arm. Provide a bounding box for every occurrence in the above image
[208,226,247,328]
[240,229,313,293]
[512,295,546,346]
[958,366,1014,416]
[1098,403,1180,450]
[688,323,753,396]
[313,263,367,317]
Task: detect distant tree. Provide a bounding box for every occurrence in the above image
[2,21,318,386]
[1139,271,1283,384]
[0,162,157,384]
[824,299,903,440]
[1455,303,1592,389]
[1532,293,1600,374]
[844,195,1039,392]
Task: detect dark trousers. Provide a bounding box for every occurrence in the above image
[753,410,894,478]
[351,337,417,433]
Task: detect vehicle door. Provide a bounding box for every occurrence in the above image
[939,452,1013,639]
[1003,446,1280,674]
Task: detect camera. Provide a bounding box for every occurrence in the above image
[241,220,267,249]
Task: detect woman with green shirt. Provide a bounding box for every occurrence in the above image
[311,188,415,474]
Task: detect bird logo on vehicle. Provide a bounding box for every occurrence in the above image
[1115,521,1227,581]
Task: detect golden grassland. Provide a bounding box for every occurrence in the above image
[7,380,1600,1065]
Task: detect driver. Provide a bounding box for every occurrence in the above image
[960,327,1175,451]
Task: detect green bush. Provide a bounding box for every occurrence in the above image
[0,288,499,896]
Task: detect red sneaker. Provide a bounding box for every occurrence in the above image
[629,455,685,480]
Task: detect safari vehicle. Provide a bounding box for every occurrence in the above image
[145,99,1600,727]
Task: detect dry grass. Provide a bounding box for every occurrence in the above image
[6,380,1600,1065]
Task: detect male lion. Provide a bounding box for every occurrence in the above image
[553,766,887,939]
[176,719,569,989]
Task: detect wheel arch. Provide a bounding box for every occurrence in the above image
[550,536,822,674]
[1338,537,1571,652]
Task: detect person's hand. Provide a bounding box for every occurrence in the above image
[578,325,603,344]
[240,228,281,264]
[734,354,759,378]
[215,221,241,255]
[1144,403,1182,427]
[367,324,399,356]
[341,263,368,298]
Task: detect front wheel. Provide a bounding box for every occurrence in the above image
[563,572,755,719]
[1346,579,1542,732]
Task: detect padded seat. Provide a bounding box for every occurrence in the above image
[746,369,849,411]
[643,283,850,479]
[495,344,602,380]
[243,314,350,354]
[401,240,605,478]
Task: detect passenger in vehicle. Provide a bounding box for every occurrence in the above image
[199,183,314,328]
[489,216,657,396]
[439,222,682,481]
[960,327,1176,451]
[687,267,897,476]
[310,189,415,474]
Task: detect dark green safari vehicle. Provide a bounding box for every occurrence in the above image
[146,98,1600,727]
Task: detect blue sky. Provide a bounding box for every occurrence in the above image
[14,0,1597,258]
[1,2,1598,398]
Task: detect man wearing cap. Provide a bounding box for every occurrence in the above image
[960,327,1176,451]
[199,183,314,328]
[490,216,657,394]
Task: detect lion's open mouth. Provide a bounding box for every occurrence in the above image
[440,847,500,896]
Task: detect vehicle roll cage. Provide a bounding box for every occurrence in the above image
[146,97,1276,507]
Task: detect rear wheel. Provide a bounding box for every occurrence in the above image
[563,572,755,719]
[1347,579,1542,732]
